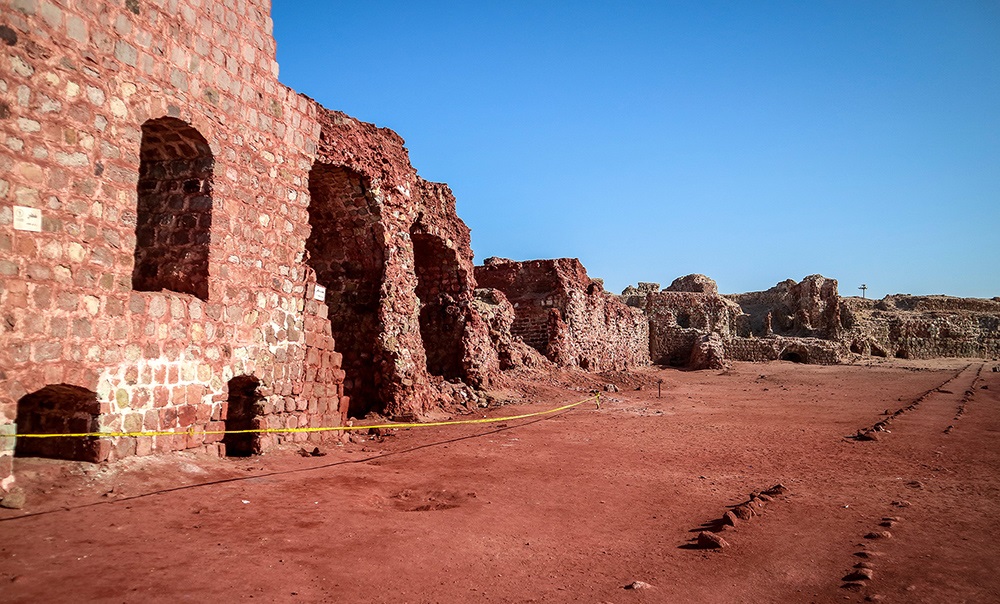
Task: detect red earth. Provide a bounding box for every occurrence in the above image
[2,358,999,603]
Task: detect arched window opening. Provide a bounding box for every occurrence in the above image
[133,117,213,300]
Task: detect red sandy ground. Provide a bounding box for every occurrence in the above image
[2,359,999,603]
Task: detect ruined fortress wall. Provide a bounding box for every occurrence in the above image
[728,275,842,339]
[879,295,1000,314]
[722,336,844,364]
[645,290,746,366]
[0,0,340,488]
[475,258,649,371]
[474,258,569,356]
[0,0,499,492]
[841,297,1000,360]
[307,112,497,418]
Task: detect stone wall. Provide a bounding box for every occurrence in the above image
[627,273,998,369]
[721,336,845,365]
[728,274,843,339]
[475,258,650,371]
[841,296,1000,360]
[0,0,494,491]
[646,290,748,366]
[0,0,330,491]
[309,111,496,419]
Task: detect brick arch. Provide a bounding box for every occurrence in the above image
[132,117,214,300]
[306,163,387,418]
[15,384,106,462]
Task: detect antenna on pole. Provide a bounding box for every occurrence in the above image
[859,284,868,299]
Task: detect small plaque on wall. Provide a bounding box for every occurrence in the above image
[313,284,327,301]
[13,206,42,232]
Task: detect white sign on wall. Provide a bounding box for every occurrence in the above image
[13,206,42,232]
[313,284,327,301]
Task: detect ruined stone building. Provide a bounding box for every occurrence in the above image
[624,274,1000,368]
[3,0,995,497]
[0,0,508,491]
[840,295,1000,360]
[0,0,657,493]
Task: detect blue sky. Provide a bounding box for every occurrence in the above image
[271,1,999,298]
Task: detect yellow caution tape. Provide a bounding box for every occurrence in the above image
[6,392,601,439]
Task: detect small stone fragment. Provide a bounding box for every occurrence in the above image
[623,581,652,590]
[0,488,26,509]
[891,500,911,507]
[854,561,875,570]
[864,531,892,540]
[722,510,740,526]
[731,505,754,521]
[841,581,866,591]
[764,483,789,496]
[844,568,874,581]
[854,551,882,559]
[697,531,730,549]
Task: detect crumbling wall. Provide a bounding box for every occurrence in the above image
[646,291,747,365]
[642,275,748,367]
[842,296,1000,360]
[309,110,497,419]
[475,258,649,371]
[470,288,548,371]
[722,336,845,365]
[728,275,842,339]
[620,281,660,309]
[0,0,494,493]
[631,272,998,369]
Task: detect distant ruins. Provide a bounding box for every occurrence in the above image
[623,274,1000,369]
[1,0,997,494]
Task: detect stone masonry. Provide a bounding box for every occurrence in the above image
[475,257,649,372]
[625,274,999,368]
[0,0,494,491]
[841,295,1000,360]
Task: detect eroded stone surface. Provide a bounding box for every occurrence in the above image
[475,258,649,372]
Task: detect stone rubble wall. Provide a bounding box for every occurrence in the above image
[628,273,998,369]
[309,111,496,419]
[721,336,845,365]
[475,258,649,372]
[727,274,842,339]
[0,0,496,491]
[841,296,1000,360]
[645,290,748,365]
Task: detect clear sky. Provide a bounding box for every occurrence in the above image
[271,1,999,299]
